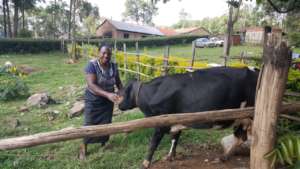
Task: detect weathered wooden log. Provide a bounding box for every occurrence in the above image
[250,28,292,169]
[0,103,299,151]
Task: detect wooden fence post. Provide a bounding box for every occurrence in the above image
[250,27,292,169]
[123,43,127,80]
[162,45,169,76]
[113,40,117,63]
[190,41,196,71]
[240,51,245,64]
[136,41,140,81]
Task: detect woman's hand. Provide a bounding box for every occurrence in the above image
[106,93,119,103]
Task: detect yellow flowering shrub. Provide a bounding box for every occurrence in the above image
[0,66,29,101]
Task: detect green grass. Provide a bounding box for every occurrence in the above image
[0,46,257,169]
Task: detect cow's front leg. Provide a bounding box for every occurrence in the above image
[142,127,167,169]
[164,131,181,161]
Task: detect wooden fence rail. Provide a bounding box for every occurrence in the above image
[0,103,299,151]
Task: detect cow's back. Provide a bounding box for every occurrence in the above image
[140,67,257,116]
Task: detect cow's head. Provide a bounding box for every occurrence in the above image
[118,79,139,111]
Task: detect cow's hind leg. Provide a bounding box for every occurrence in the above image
[142,127,167,169]
[164,131,181,161]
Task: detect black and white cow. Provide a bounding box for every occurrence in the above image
[118,67,259,168]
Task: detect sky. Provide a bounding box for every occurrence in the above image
[40,0,256,27]
[88,0,227,26]
[89,0,256,26]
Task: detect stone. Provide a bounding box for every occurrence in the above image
[26,93,54,108]
[19,106,29,112]
[18,65,39,75]
[69,101,85,118]
[211,158,221,164]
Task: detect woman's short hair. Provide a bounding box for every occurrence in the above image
[98,43,112,51]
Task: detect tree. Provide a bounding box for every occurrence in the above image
[123,0,158,25]
[2,0,7,37]
[5,0,12,37]
[256,0,300,13]
[178,8,190,28]
[9,0,39,37]
[223,0,242,66]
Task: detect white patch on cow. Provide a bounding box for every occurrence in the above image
[168,139,176,156]
[221,134,241,156]
[240,101,247,108]
[208,63,222,67]
[247,66,256,72]
[170,124,187,133]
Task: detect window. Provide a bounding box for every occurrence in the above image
[103,31,112,38]
[124,33,129,39]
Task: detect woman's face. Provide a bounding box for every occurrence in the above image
[99,47,112,64]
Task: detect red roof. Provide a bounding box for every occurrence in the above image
[158,27,178,36]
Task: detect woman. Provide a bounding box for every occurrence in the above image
[79,45,123,159]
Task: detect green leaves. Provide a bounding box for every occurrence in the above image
[265,135,300,168]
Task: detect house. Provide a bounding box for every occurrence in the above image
[244,27,283,44]
[95,19,164,39]
[175,27,210,37]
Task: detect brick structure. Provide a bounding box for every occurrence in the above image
[96,19,164,39]
[245,27,282,45]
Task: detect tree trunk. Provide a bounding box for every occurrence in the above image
[22,0,25,30]
[223,0,242,66]
[68,0,73,40]
[13,2,19,37]
[3,0,7,37]
[52,0,56,38]
[0,103,299,151]
[223,5,233,66]
[5,0,12,37]
[250,28,292,169]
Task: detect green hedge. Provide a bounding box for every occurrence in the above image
[87,35,205,49]
[0,35,204,54]
[0,39,61,54]
[289,32,300,47]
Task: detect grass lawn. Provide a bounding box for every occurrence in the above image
[0,45,259,169]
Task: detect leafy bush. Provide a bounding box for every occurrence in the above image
[76,35,204,49]
[17,29,33,38]
[0,35,203,54]
[265,134,300,168]
[287,68,300,92]
[0,66,29,101]
[0,39,61,54]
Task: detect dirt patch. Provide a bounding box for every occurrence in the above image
[18,65,41,75]
[151,144,249,169]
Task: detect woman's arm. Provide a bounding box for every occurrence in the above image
[86,74,118,102]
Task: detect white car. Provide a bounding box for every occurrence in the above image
[210,37,224,47]
[194,38,215,48]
